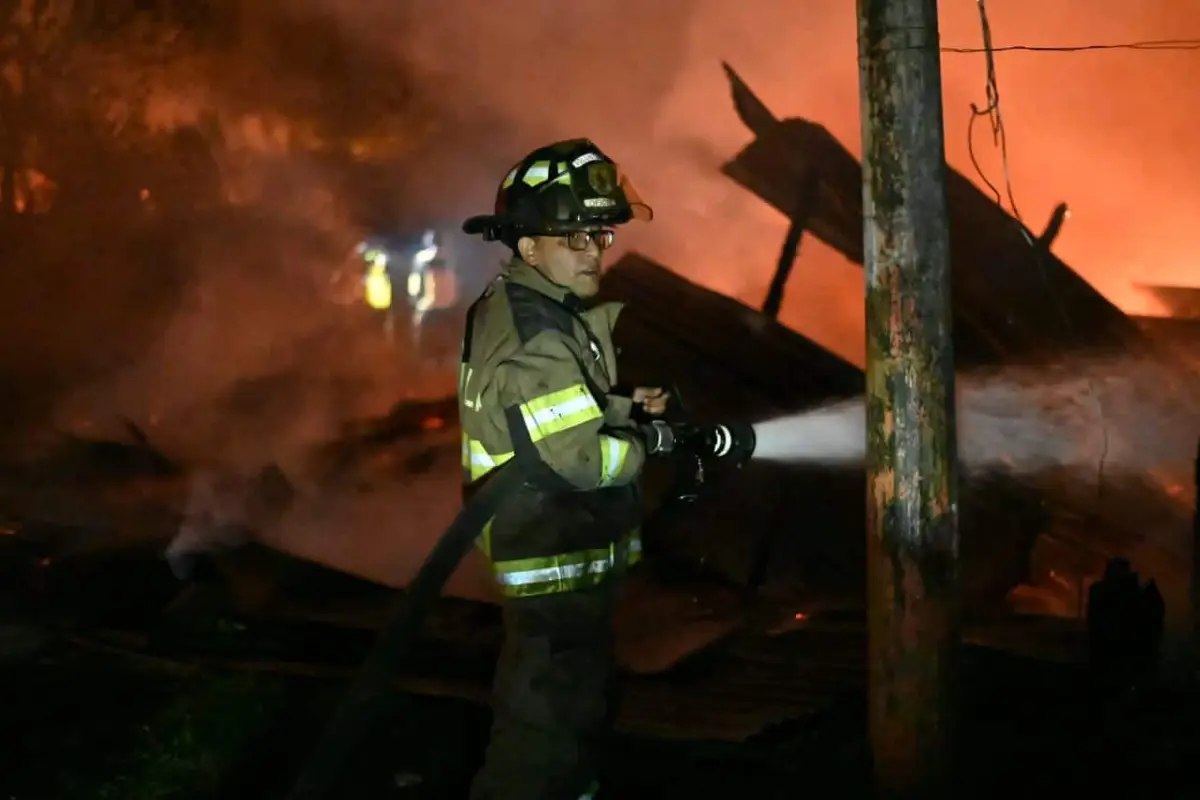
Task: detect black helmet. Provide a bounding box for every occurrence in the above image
[462,138,652,243]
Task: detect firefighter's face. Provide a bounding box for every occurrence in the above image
[518,231,606,298]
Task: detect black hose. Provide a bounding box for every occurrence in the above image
[283,462,525,800]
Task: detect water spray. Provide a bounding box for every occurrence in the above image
[741,355,1200,482]
[748,399,865,466]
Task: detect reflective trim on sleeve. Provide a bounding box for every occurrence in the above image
[519,384,603,444]
[476,517,495,559]
[490,531,642,598]
[598,434,631,486]
[626,528,643,566]
[461,433,514,481]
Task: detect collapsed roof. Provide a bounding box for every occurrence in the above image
[1142,284,1200,319]
[718,64,1152,368]
[597,253,862,418]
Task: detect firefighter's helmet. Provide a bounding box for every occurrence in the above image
[462,139,652,243]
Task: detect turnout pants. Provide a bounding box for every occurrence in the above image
[470,581,618,800]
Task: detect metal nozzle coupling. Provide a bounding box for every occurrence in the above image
[641,420,756,465]
[694,422,757,465]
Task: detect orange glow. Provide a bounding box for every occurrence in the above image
[421,416,446,431]
[353,0,1200,362]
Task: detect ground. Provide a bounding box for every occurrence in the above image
[3,601,1199,800]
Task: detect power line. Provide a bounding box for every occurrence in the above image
[963,0,1113,506]
[945,39,1200,54]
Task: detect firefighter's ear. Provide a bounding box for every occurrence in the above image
[516,236,538,265]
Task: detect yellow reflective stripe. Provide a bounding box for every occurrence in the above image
[460,434,514,481]
[519,385,602,443]
[364,262,392,309]
[477,517,494,559]
[599,434,630,486]
[627,528,643,566]
[491,532,642,598]
[522,160,552,186]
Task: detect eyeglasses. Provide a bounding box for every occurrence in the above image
[563,229,615,252]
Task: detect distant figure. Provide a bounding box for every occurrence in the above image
[352,228,464,360]
[1086,558,1165,696]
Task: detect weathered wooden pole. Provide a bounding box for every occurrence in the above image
[856,0,960,796]
[1191,437,1199,640]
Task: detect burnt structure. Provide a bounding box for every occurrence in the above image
[1142,284,1200,319]
[595,254,1052,612]
[719,64,1150,368]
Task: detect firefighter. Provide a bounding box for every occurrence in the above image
[458,139,669,800]
[363,248,394,312]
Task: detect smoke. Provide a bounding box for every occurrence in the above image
[300,0,1200,365]
[751,354,1199,486]
[33,1,1200,465]
[7,2,1197,592]
[38,12,464,472]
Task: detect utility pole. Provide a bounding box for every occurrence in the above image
[1191,438,1199,640]
[856,0,960,797]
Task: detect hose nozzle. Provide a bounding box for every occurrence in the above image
[685,422,757,466]
[641,420,757,466]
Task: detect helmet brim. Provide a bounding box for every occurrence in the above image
[462,214,505,240]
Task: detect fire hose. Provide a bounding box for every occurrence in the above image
[283,420,756,800]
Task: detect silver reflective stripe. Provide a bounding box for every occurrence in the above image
[470,451,498,469]
[524,392,599,430]
[495,557,616,588]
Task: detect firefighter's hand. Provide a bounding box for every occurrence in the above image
[633,387,670,416]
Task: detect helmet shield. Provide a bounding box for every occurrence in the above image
[526,159,653,235]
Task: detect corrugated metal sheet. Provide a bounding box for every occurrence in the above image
[718,64,1150,368]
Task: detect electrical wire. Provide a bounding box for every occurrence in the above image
[964,0,1113,513]
[945,39,1200,54]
